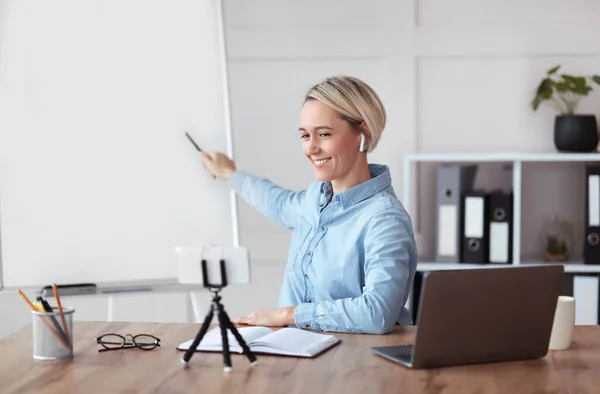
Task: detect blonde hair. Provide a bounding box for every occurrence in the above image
[304,76,386,153]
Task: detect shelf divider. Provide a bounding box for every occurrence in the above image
[513,159,522,265]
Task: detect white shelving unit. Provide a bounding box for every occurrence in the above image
[403,152,600,274]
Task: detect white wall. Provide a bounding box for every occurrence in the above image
[0,0,413,338]
[225,0,416,261]
[412,0,600,260]
[3,0,600,337]
[225,0,600,262]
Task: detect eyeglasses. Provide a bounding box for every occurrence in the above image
[96,333,161,352]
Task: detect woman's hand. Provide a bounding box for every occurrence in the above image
[202,152,236,180]
[232,306,296,327]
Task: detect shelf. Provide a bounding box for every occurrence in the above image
[417,262,600,274]
[406,151,600,277]
[521,261,600,273]
[404,152,600,163]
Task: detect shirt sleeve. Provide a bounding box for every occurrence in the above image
[229,170,306,229]
[293,209,416,334]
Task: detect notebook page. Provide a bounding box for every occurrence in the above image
[248,345,309,357]
[178,326,273,351]
[251,328,339,356]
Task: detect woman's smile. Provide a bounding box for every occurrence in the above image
[312,157,332,168]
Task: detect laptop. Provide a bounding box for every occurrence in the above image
[372,265,564,369]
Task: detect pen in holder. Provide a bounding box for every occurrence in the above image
[32,307,74,360]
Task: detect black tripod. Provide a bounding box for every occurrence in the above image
[180,258,258,372]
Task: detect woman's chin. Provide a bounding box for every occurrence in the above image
[313,169,334,182]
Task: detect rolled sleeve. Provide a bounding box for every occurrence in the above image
[227,170,306,229]
[294,303,318,330]
[229,170,247,193]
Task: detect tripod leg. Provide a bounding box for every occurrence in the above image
[217,307,232,372]
[181,304,214,365]
[221,309,258,365]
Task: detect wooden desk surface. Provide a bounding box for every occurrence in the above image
[1,322,599,394]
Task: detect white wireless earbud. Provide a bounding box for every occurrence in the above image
[359,133,366,152]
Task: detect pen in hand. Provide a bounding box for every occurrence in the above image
[185,132,216,180]
[185,132,203,153]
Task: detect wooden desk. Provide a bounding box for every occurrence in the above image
[1,322,599,394]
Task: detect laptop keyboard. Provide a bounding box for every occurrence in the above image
[389,345,413,357]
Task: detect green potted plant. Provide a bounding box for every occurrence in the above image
[545,235,568,262]
[531,65,600,152]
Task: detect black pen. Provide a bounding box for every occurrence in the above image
[185,131,215,180]
[38,296,70,345]
[185,132,203,152]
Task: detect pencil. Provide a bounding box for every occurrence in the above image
[38,297,70,346]
[17,289,36,310]
[18,289,69,349]
[52,284,70,339]
[32,302,68,348]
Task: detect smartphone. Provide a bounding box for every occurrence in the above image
[176,246,250,286]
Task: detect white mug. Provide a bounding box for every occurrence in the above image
[548,296,575,351]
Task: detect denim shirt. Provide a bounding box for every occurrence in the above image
[229,164,417,334]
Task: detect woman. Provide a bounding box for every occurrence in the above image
[202,76,417,334]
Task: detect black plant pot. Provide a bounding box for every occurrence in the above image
[554,115,598,153]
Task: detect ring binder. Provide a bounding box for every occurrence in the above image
[435,165,477,263]
[584,165,600,264]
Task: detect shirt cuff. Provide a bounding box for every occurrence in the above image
[294,303,318,330]
[229,170,248,193]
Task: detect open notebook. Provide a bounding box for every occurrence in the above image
[177,326,341,358]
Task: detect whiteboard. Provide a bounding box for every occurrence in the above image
[0,0,238,288]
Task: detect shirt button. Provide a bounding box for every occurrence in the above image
[304,274,308,279]
[306,324,311,329]
[306,299,311,303]
[320,226,325,232]
[307,251,312,256]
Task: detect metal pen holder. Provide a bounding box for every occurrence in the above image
[32,307,74,360]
